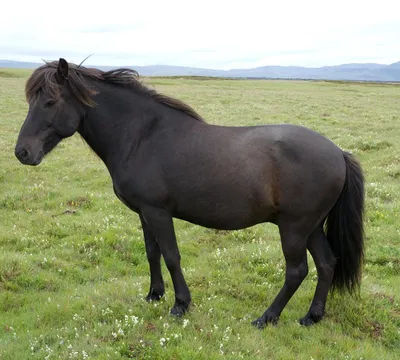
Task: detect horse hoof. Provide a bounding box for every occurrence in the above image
[251,315,279,329]
[299,312,323,326]
[170,305,187,317]
[299,316,317,326]
[170,298,190,317]
[251,318,267,329]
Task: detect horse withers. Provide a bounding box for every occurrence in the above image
[15,58,365,328]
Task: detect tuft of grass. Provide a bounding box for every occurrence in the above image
[0,74,399,359]
[352,139,392,152]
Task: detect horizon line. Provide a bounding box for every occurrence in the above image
[0,58,399,71]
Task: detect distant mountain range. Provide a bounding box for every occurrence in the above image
[1,59,400,82]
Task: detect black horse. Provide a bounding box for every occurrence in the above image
[15,58,365,328]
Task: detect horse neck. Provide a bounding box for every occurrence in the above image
[77,81,199,173]
[77,83,148,167]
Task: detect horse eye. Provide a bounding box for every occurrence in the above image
[44,100,56,108]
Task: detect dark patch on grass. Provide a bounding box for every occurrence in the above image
[52,209,78,217]
[0,262,21,286]
[367,320,384,339]
[144,321,157,332]
[66,196,92,208]
[119,340,153,359]
[371,292,395,304]
[62,209,77,215]
[212,229,230,235]
[367,257,400,267]
[388,171,400,179]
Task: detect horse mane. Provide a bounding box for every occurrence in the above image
[25,60,205,122]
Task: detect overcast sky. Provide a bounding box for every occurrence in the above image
[1,0,399,69]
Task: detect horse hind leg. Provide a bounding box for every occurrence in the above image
[300,224,336,326]
[252,221,309,328]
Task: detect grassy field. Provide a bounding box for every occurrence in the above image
[0,68,399,360]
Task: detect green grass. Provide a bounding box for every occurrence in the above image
[0,68,399,359]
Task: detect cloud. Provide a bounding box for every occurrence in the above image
[1,0,399,69]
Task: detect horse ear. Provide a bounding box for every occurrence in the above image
[57,58,69,80]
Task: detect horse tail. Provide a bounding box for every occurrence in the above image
[325,151,365,294]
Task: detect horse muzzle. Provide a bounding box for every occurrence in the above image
[15,144,44,166]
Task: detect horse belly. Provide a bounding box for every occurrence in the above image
[172,186,276,230]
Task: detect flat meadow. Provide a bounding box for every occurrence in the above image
[0,68,399,359]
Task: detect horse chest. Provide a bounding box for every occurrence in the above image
[112,174,168,211]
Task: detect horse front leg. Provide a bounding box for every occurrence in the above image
[139,213,165,302]
[140,206,191,316]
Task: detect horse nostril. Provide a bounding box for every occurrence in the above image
[18,148,29,160]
